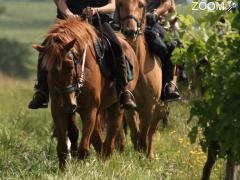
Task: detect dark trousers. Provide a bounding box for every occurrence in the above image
[34,40,48,96]
[99,22,128,93]
[145,23,175,85]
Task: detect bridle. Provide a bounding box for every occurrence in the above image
[54,46,87,98]
[118,5,146,37]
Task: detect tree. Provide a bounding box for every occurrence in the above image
[172,2,240,179]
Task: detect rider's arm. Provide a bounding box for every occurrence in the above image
[58,0,75,17]
[154,0,174,16]
[83,0,116,16]
[97,0,116,14]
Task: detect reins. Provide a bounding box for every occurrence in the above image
[55,45,87,97]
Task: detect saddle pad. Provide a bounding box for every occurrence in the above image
[94,40,134,82]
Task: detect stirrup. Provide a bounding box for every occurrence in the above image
[119,90,136,103]
[119,90,137,109]
[163,82,181,102]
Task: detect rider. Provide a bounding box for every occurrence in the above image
[28,0,137,110]
[145,0,181,101]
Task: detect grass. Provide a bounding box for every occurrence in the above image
[0,1,225,179]
[0,0,55,44]
[0,75,225,179]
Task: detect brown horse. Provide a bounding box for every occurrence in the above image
[118,0,165,159]
[33,17,139,169]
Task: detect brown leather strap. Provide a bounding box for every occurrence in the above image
[96,9,106,53]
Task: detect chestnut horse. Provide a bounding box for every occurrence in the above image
[33,17,139,169]
[118,0,164,159]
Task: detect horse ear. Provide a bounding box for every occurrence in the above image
[64,38,76,52]
[32,44,48,52]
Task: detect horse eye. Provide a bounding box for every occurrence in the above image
[138,3,144,8]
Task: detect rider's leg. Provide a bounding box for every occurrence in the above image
[28,45,49,109]
[145,23,180,101]
[102,22,136,109]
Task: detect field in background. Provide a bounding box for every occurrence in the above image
[0,0,55,44]
[0,1,225,179]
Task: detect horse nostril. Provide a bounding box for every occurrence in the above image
[123,28,136,38]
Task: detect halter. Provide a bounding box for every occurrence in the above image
[119,6,146,37]
[55,46,87,97]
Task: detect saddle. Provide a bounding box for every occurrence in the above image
[93,34,134,82]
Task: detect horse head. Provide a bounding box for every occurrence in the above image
[33,35,79,114]
[118,0,146,39]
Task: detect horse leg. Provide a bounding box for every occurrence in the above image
[118,116,129,152]
[67,113,79,158]
[125,110,140,150]
[78,107,98,160]
[138,119,149,153]
[103,103,124,159]
[202,141,219,180]
[138,108,153,154]
[90,112,103,156]
[115,124,126,152]
[161,102,169,128]
[51,107,69,170]
[147,108,162,160]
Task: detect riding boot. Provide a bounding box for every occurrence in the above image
[28,53,49,109]
[161,46,181,102]
[115,55,136,110]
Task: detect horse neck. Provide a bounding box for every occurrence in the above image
[129,35,149,70]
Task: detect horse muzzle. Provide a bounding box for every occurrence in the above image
[65,103,78,114]
[122,28,138,39]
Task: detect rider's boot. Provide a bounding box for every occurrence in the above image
[162,81,181,102]
[28,53,49,109]
[161,58,181,102]
[116,55,136,109]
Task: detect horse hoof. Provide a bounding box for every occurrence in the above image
[77,150,89,160]
[149,153,154,160]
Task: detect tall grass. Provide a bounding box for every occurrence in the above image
[0,75,225,179]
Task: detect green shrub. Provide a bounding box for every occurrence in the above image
[0,38,33,78]
[0,6,6,14]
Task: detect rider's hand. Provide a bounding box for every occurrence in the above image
[65,11,79,18]
[83,7,97,17]
[146,12,158,27]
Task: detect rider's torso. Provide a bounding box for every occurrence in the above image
[146,0,160,12]
[146,0,177,30]
[57,0,113,20]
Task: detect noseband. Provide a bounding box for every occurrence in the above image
[119,6,146,37]
[55,46,87,97]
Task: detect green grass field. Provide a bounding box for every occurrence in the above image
[0,1,225,179]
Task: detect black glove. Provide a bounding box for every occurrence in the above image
[144,27,157,41]
[146,12,158,27]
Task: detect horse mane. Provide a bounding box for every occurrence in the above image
[41,17,97,71]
